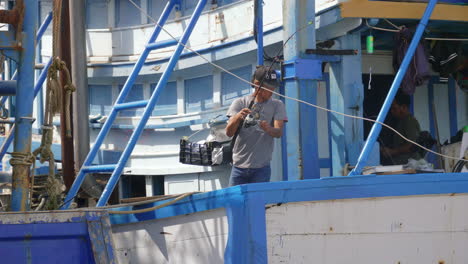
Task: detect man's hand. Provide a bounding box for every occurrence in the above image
[381,146,396,157]
[259,120,271,133]
[236,108,251,121]
[226,108,251,137]
[260,120,283,138]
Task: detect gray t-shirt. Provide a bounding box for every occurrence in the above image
[227,95,287,168]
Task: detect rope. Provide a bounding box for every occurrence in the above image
[9,151,36,203]
[367,19,468,41]
[128,0,467,164]
[107,192,198,215]
[384,18,401,30]
[30,0,74,210]
[52,0,62,57]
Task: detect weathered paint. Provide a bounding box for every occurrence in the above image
[112,208,228,264]
[329,32,364,175]
[267,194,468,263]
[10,0,37,211]
[0,210,117,263]
[109,172,468,262]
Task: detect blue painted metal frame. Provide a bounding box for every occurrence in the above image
[10,0,38,211]
[108,172,468,263]
[255,0,263,66]
[0,12,53,164]
[448,77,458,136]
[282,59,322,80]
[349,0,438,176]
[0,81,17,95]
[63,0,179,209]
[0,12,52,108]
[0,210,116,263]
[63,0,210,208]
[283,0,320,181]
[0,58,53,163]
[324,73,333,174]
[428,79,435,138]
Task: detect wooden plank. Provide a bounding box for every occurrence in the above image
[340,0,468,22]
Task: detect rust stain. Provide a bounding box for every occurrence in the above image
[438,261,445,264]
[329,227,334,232]
[215,13,224,24]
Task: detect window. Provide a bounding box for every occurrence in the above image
[86,0,109,29]
[221,65,252,106]
[89,85,113,116]
[151,82,177,116]
[149,0,176,22]
[115,0,141,28]
[185,76,213,113]
[118,84,144,117]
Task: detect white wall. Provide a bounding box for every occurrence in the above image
[112,208,228,264]
[266,193,468,263]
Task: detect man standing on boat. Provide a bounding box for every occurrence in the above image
[225,65,287,186]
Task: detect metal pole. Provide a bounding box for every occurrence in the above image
[96,0,208,207]
[349,0,438,176]
[69,0,93,194]
[0,58,52,162]
[256,0,263,66]
[0,12,52,108]
[59,0,75,189]
[282,0,319,180]
[11,0,37,211]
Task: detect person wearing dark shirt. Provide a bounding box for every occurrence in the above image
[381,93,422,164]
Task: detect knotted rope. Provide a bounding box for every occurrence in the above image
[30,0,74,209]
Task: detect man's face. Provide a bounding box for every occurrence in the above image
[254,80,275,102]
[391,102,407,119]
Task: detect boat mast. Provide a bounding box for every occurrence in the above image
[10,0,38,211]
[69,0,91,193]
[59,0,76,190]
[282,0,319,180]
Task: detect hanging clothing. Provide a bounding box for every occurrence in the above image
[428,40,463,82]
[393,27,431,95]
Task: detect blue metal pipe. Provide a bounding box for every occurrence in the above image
[0,58,52,164]
[82,165,117,173]
[114,100,149,111]
[0,81,17,95]
[96,0,208,207]
[62,0,178,209]
[36,12,52,43]
[146,39,179,51]
[256,0,263,65]
[0,12,53,108]
[349,0,438,176]
[11,0,38,211]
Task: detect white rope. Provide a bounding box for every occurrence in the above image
[127,0,468,163]
[384,18,401,30]
[366,19,399,33]
[369,19,468,41]
[425,37,468,41]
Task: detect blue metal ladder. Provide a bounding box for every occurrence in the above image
[0,12,53,162]
[63,0,208,208]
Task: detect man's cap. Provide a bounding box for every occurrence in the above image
[252,65,279,88]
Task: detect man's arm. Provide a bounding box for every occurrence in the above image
[260,120,284,138]
[226,108,251,137]
[382,143,413,157]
